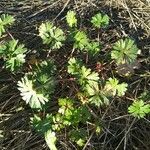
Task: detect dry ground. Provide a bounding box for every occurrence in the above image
[0,0,150,150]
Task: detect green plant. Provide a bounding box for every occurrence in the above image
[104,77,128,97]
[91,12,109,28]
[39,22,66,49]
[17,60,56,109]
[66,10,77,28]
[67,57,128,106]
[111,38,139,65]
[86,41,101,56]
[17,76,49,109]
[0,14,15,37]
[0,39,27,71]
[73,31,89,50]
[14,10,133,149]
[128,100,150,118]
[69,129,87,147]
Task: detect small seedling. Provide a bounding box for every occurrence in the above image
[66,10,77,28]
[73,31,89,50]
[17,60,56,109]
[111,38,139,65]
[128,100,150,118]
[39,22,66,49]
[0,14,15,37]
[0,39,27,71]
[91,12,109,28]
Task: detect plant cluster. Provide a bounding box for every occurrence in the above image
[0,11,149,150]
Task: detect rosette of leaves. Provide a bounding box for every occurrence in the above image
[128,100,150,118]
[111,38,139,65]
[17,76,49,109]
[86,41,101,56]
[39,22,66,49]
[66,10,77,28]
[17,60,56,109]
[0,14,15,37]
[91,13,109,28]
[0,39,27,71]
[85,81,109,106]
[73,31,89,50]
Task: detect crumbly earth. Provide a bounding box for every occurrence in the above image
[0,0,150,150]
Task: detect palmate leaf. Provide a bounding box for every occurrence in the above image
[30,114,53,133]
[78,66,99,86]
[74,31,89,50]
[0,14,15,37]
[86,41,101,56]
[67,57,82,75]
[17,76,48,109]
[6,54,26,71]
[89,93,109,107]
[111,38,139,65]
[0,39,27,71]
[39,22,65,49]
[104,77,128,97]
[84,80,109,106]
[66,10,77,27]
[30,60,57,98]
[128,100,150,118]
[91,13,109,28]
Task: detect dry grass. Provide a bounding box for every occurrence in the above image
[0,0,150,149]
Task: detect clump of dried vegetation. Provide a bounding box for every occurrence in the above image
[0,0,150,150]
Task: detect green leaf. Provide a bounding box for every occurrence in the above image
[0,14,15,37]
[85,80,99,96]
[89,93,109,107]
[45,130,57,150]
[78,66,99,86]
[104,78,128,97]
[91,13,109,28]
[39,22,66,49]
[66,10,77,27]
[86,41,101,56]
[67,57,82,75]
[58,98,74,108]
[17,76,48,109]
[0,39,27,71]
[28,60,57,99]
[30,114,53,133]
[70,129,87,147]
[117,83,128,96]
[111,38,139,65]
[74,31,89,50]
[128,100,150,118]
